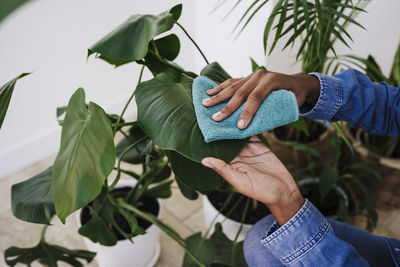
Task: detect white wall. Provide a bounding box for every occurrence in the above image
[0,0,196,179]
[1,0,399,179]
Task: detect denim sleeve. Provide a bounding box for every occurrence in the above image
[261,199,368,266]
[300,69,400,136]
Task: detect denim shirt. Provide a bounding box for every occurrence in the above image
[261,69,400,266]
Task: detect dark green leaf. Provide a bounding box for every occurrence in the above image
[11,167,55,224]
[144,180,173,199]
[135,71,246,164]
[140,34,184,79]
[0,73,30,130]
[176,177,199,200]
[200,62,231,84]
[88,5,179,66]
[287,116,309,136]
[168,151,224,191]
[183,223,247,267]
[319,166,338,201]
[5,240,95,267]
[52,88,116,223]
[116,125,152,164]
[0,0,31,24]
[286,141,321,158]
[78,213,118,246]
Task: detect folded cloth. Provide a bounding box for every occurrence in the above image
[192,76,299,143]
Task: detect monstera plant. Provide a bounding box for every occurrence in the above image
[2,3,255,267]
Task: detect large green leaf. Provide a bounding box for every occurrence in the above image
[0,73,30,130]
[176,177,199,200]
[169,151,224,191]
[88,4,182,66]
[11,167,55,224]
[0,0,31,24]
[52,88,115,223]
[183,224,247,267]
[135,71,246,164]
[5,240,96,267]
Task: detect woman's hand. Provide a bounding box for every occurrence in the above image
[202,69,321,129]
[201,136,304,226]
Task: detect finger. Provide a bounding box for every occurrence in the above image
[202,77,249,107]
[237,84,272,129]
[201,157,237,184]
[211,79,256,122]
[206,78,241,96]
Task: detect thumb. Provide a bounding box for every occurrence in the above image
[201,157,236,182]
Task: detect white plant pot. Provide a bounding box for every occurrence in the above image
[202,195,253,242]
[76,180,161,267]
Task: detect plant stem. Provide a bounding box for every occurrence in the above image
[117,200,205,267]
[112,121,138,128]
[109,136,148,191]
[125,170,152,203]
[113,65,145,133]
[233,198,250,243]
[40,225,49,242]
[175,22,210,65]
[114,168,140,179]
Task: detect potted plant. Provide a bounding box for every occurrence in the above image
[1,3,257,266]
[293,137,381,230]
[329,43,400,209]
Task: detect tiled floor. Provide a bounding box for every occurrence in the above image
[1,155,400,267]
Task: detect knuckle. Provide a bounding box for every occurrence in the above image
[249,91,263,102]
[255,69,267,76]
[235,88,247,98]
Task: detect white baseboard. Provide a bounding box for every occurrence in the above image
[0,96,137,180]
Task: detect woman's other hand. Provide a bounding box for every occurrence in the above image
[201,136,304,226]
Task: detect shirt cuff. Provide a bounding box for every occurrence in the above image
[260,199,331,265]
[299,73,343,121]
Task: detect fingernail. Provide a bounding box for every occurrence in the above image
[202,99,210,105]
[212,111,222,120]
[202,159,213,168]
[206,89,213,93]
[237,119,246,129]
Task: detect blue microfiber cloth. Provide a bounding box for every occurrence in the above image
[192,76,299,143]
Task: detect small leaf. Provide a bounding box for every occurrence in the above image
[5,240,96,267]
[287,116,309,136]
[78,213,118,246]
[0,73,30,130]
[250,57,266,72]
[144,180,173,199]
[52,88,115,223]
[11,167,55,224]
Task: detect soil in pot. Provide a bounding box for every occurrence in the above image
[80,187,159,241]
[207,191,270,224]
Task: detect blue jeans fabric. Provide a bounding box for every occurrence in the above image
[244,214,400,267]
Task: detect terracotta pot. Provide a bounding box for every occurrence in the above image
[263,127,337,174]
[343,126,400,209]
